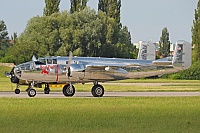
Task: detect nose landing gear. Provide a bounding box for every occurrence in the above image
[14,84,20,94]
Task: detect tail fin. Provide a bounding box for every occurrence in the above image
[172,40,191,70]
[32,55,37,61]
[137,41,155,60]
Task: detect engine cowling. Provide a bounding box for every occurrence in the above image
[70,64,85,72]
[10,67,20,83]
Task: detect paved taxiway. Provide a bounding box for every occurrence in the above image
[0,92,200,98]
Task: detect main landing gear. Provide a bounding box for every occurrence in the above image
[91,81,104,97]
[14,81,105,97]
[61,81,104,97]
[26,83,36,97]
[62,84,75,97]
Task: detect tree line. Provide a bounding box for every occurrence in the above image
[1,0,200,67]
[0,0,136,65]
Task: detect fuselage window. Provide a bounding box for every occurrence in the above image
[47,59,52,64]
[19,64,25,70]
[53,59,57,64]
[25,64,30,70]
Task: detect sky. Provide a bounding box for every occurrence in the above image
[0,0,198,44]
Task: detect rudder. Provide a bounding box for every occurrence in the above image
[137,41,155,60]
[172,40,191,70]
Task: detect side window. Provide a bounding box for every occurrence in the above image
[25,64,30,70]
[47,59,52,64]
[19,64,25,70]
[53,59,57,64]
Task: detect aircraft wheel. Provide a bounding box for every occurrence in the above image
[91,85,104,97]
[15,89,20,94]
[62,84,75,97]
[27,89,36,97]
[44,88,50,94]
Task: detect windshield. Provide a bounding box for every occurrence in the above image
[38,58,46,65]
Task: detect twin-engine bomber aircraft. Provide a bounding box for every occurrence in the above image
[7,40,191,97]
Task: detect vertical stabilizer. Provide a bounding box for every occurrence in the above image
[172,40,191,70]
[32,55,37,61]
[137,41,155,60]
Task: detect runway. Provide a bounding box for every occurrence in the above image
[0,92,200,98]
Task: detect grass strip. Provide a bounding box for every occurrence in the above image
[0,97,200,133]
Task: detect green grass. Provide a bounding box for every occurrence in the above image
[0,97,200,133]
[73,83,200,92]
[0,66,12,78]
[111,78,200,83]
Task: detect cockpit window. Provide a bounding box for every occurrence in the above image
[35,61,45,65]
[38,58,46,65]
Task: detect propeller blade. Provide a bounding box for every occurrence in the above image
[4,71,11,77]
[67,51,73,78]
[67,51,73,69]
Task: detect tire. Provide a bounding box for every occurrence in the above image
[91,85,104,97]
[62,84,75,97]
[27,89,36,97]
[15,89,20,94]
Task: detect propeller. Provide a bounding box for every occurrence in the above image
[67,51,73,91]
[67,51,73,78]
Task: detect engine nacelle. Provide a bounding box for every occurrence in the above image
[105,66,128,74]
[70,64,85,72]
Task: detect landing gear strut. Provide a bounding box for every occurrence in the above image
[44,83,50,94]
[91,81,104,97]
[14,84,20,94]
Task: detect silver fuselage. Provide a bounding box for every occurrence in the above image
[13,57,166,84]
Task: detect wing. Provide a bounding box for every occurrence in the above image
[152,60,172,66]
[152,57,173,66]
[82,61,141,73]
